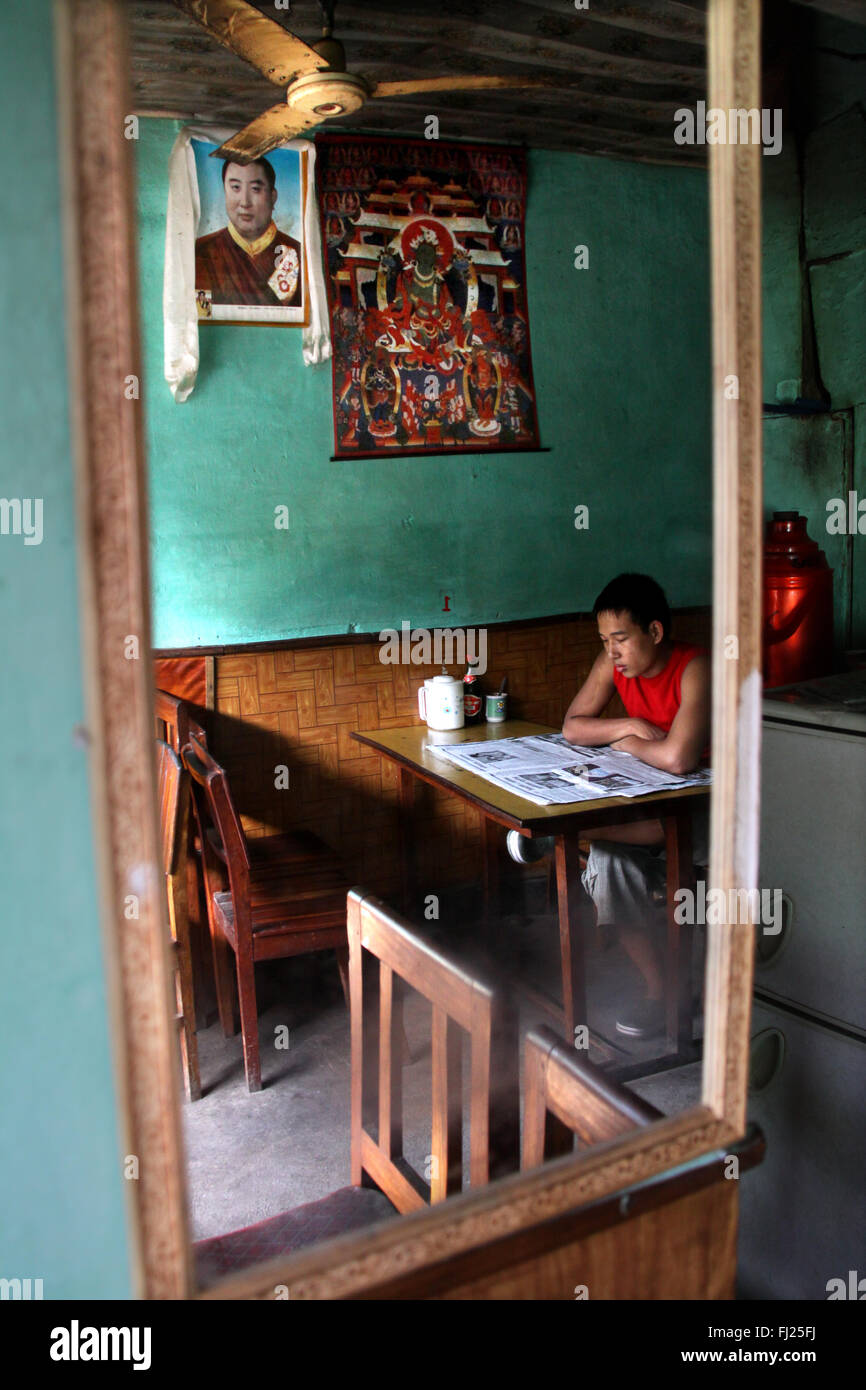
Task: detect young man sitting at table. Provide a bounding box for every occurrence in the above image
[507,572,710,1039]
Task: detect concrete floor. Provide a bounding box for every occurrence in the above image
[182,882,706,1243]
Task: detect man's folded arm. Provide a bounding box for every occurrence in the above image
[609,654,710,775]
[561,651,634,745]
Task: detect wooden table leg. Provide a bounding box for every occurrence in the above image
[398,766,417,917]
[554,833,588,1046]
[664,808,695,1055]
[481,815,502,938]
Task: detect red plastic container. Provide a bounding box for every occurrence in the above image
[763,512,833,688]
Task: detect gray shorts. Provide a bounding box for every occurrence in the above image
[580,803,709,929]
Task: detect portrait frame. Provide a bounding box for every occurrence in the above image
[193,139,311,328]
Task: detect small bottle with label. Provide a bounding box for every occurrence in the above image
[462,659,484,724]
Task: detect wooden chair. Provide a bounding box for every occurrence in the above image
[155,686,204,756]
[348,889,520,1212]
[155,739,201,1101]
[181,735,350,1093]
[522,1024,661,1169]
[155,689,211,1028]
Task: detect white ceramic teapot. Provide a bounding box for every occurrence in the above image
[418,669,464,730]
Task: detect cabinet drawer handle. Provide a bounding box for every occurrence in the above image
[749,1027,786,1092]
[756,891,793,965]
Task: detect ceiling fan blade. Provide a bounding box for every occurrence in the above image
[172,0,328,86]
[369,74,564,99]
[212,103,321,163]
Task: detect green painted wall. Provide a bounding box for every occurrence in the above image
[762,145,805,406]
[137,123,712,649]
[761,6,866,650]
[0,3,132,1297]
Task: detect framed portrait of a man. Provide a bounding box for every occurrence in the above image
[192,139,309,325]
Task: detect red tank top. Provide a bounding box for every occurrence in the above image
[612,641,705,733]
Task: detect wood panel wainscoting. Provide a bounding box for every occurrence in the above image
[156,609,711,903]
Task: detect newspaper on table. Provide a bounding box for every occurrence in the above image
[426,732,712,806]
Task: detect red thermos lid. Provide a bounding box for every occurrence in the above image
[764,511,830,578]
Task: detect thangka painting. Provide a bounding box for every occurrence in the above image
[317,135,540,458]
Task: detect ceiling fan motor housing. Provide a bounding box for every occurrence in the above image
[287,69,367,120]
[311,35,346,70]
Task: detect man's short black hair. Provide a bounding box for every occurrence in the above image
[592,573,672,642]
[221,156,276,192]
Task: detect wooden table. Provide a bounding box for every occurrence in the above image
[352,720,709,1061]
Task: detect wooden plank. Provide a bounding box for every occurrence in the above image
[430,1006,462,1203]
[523,0,707,45]
[242,5,709,84]
[377,963,403,1161]
[554,833,588,1044]
[468,993,492,1190]
[521,1031,549,1171]
[57,0,191,1299]
[795,0,866,20]
[544,1058,660,1147]
[522,1031,573,1167]
[703,0,762,1131]
[431,1183,739,1300]
[360,1132,427,1214]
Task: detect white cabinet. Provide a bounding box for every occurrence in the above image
[738,681,866,1299]
[739,1000,866,1300]
[756,719,866,1033]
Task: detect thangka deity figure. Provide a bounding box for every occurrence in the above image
[371,217,475,372]
[494,347,535,439]
[336,341,363,447]
[464,345,501,437]
[363,353,400,440]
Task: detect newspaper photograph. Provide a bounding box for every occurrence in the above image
[426,733,711,807]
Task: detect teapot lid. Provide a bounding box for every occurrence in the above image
[431,667,457,684]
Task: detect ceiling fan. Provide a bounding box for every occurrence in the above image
[172,0,560,162]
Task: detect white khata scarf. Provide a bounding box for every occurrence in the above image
[163,124,331,403]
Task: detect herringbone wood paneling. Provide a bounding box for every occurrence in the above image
[209,613,711,898]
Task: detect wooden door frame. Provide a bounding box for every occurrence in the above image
[57,0,762,1300]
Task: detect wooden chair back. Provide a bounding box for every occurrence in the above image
[155,687,206,754]
[348,889,519,1214]
[181,736,252,938]
[155,739,183,875]
[155,690,212,1047]
[155,736,201,1100]
[522,1025,661,1169]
